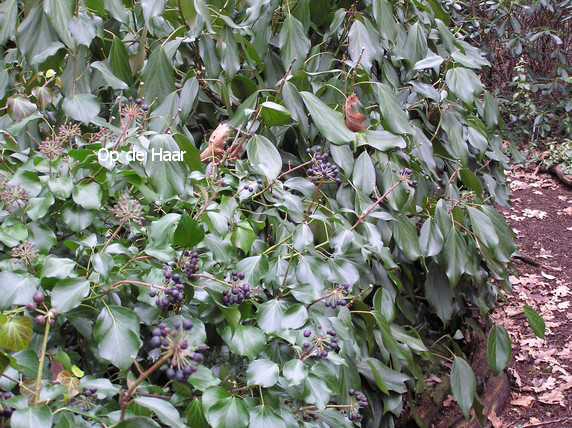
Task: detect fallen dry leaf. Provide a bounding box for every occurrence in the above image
[522,208,548,219]
[200,123,230,163]
[488,410,504,428]
[538,389,565,406]
[343,94,366,132]
[510,395,535,407]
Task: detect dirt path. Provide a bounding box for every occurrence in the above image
[494,169,572,427]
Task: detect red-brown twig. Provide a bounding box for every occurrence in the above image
[351,179,404,229]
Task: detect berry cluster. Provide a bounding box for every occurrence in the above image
[27,292,58,326]
[222,271,251,305]
[181,250,200,276]
[150,252,200,309]
[0,390,13,419]
[399,167,417,187]
[346,389,369,421]
[302,328,340,359]
[69,388,99,412]
[151,269,185,309]
[149,320,208,383]
[324,283,350,309]
[305,146,341,184]
[242,178,264,193]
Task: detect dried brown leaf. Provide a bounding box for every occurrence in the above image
[200,123,230,163]
[538,389,565,406]
[343,94,366,132]
[510,395,535,407]
[488,410,504,428]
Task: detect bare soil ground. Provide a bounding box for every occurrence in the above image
[493,169,572,427]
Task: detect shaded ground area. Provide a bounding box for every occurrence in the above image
[494,169,572,427]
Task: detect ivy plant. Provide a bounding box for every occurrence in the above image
[0,0,529,427]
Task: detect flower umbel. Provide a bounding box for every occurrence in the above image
[38,137,64,160]
[12,241,39,266]
[89,127,116,144]
[0,184,29,213]
[121,102,142,120]
[58,123,82,143]
[110,192,144,226]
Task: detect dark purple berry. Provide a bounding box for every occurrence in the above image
[25,303,36,311]
[166,368,176,379]
[35,315,45,325]
[303,329,311,338]
[33,291,44,304]
[150,336,162,348]
[183,319,193,330]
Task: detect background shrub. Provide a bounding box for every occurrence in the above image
[446,0,572,145]
[0,0,531,426]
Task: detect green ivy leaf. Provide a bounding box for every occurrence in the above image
[278,14,310,72]
[7,96,37,121]
[41,255,76,279]
[300,92,355,145]
[206,395,249,428]
[451,356,476,420]
[424,263,454,324]
[68,12,97,46]
[0,272,39,309]
[486,324,512,375]
[72,182,103,210]
[392,215,421,261]
[142,46,175,104]
[93,306,142,370]
[134,397,186,428]
[248,406,288,428]
[51,278,90,313]
[10,406,53,428]
[0,316,33,351]
[523,305,545,339]
[144,134,188,198]
[259,101,292,126]
[443,227,467,287]
[283,359,308,386]
[62,94,101,123]
[174,212,205,248]
[246,359,279,387]
[184,399,209,428]
[109,36,133,84]
[246,135,282,180]
[222,325,266,360]
[91,61,129,90]
[445,67,483,104]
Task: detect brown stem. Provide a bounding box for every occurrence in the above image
[118,352,173,423]
[194,179,224,220]
[302,178,324,223]
[86,280,165,301]
[351,179,404,229]
[347,284,374,308]
[101,219,126,252]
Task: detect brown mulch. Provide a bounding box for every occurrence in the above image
[493,169,572,427]
[424,168,572,428]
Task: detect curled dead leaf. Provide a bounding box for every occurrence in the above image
[343,93,366,132]
[538,389,565,406]
[488,410,504,428]
[200,123,230,163]
[510,395,535,407]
